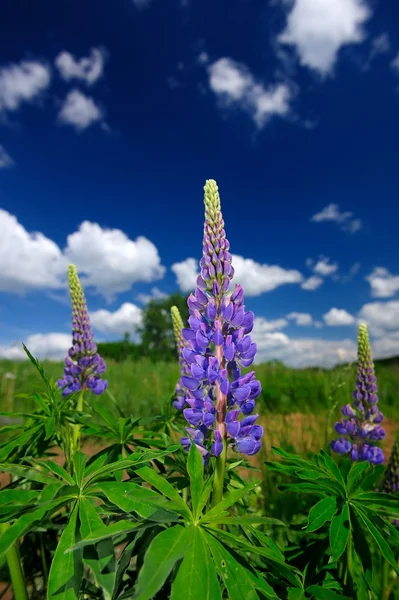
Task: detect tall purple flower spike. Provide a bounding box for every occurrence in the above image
[178,180,263,462]
[58,265,108,396]
[331,323,385,465]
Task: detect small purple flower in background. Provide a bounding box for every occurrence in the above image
[171,305,190,410]
[381,433,399,527]
[58,265,108,396]
[177,179,263,461]
[331,323,385,465]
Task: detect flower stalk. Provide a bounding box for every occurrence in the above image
[0,522,28,600]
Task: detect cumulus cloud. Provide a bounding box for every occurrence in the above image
[0,333,70,361]
[311,203,362,233]
[0,60,51,112]
[207,57,292,128]
[358,300,399,337]
[391,53,399,72]
[301,276,323,291]
[287,312,313,326]
[278,0,370,76]
[55,48,106,85]
[365,267,399,298]
[0,209,165,298]
[370,33,390,58]
[312,257,338,276]
[0,145,13,168]
[171,255,303,296]
[136,287,168,304]
[0,209,67,293]
[323,308,355,326]
[90,302,142,337]
[65,221,165,299]
[252,321,356,367]
[58,89,103,131]
[253,317,288,333]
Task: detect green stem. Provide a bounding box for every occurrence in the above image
[211,439,227,508]
[72,390,85,454]
[0,522,28,600]
[381,560,389,600]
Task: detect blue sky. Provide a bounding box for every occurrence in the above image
[1,0,399,367]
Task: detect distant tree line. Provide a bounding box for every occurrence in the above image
[97,293,189,363]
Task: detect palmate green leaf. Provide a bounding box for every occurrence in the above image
[34,459,75,485]
[207,516,285,527]
[200,480,260,524]
[359,464,385,491]
[306,585,347,600]
[306,497,338,533]
[67,520,143,550]
[204,531,262,600]
[346,461,370,495]
[0,463,60,485]
[171,525,222,600]
[0,490,38,506]
[187,442,203,521]
[329,503,350,561]
[134,525,190,600]
[47,503,83,600]
[0,499,67,559]
[95,481,179,521]
[271,447,313,468]
[0,424,43,461]
[73,452,87,487]
[287,590,306,600]
[79,498,115,599]
[195,475,213,520]
[352,492,399,516]
[354,506,399,573]
[350,507,372,588]
[134,465,191,518]
[294,472,342,495]
[317,450,346,491]
[278,483,332,496]
[84,446,179,486]
[44,416,56,440]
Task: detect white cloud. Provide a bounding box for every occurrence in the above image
[171,255,303,296]
[252,322,356,367]
[171,258,198,293]
[55,48,106,85]
[136,287,168,304]
[278,0,370,76]
[370,33,390,58]
[0,333,70,361]
[323,308,355,326]
[391,53,399,72]
[365,267,399,298]
[301,275,323,291]
[0,60,51,112]
[0,145,13,168]
[253,316,288,333]
[358,300,399,337]
[65,221,165,299]
[313,256,338,276]
[207,57,292,128]
[91,302,142,337]
[287,312,313,326]
[311,203,361,233]
[0,209,66,293]
[58,89,103,131]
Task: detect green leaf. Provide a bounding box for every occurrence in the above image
[306,585,347,600]
[346,461,370,495]
[79,498,115,599]
[68,520,143,550]
[318,450,346,491]
[350,508,372,588]
[171,526,222,600]
[354,507,399,573]
[200,480,260,524]
[135,465,191,518]
[44,416,56,440]
[306,497,337,533]
[0,490,38,506]
[34,460,75,485]
[47,503,83,599]
[73,452,87,487]
[288,590,306,600]
[95,481,178,521]
[204,531,261,600]
[187,442,203,521]
[0,463,61,485]
[207,516,285,527]
[195,475,213,520]
[134,525,190,600]
[329,503,350,561]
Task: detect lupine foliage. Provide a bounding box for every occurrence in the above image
[0,180,398,600]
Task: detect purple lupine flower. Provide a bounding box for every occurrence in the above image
[171,305,191,410]
[177,180,263,460]
[381,433,399,527]
[57,265,108,396]
[331,323,385,465]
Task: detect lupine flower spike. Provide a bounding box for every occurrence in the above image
[382,433,399,494]
[331,323,385,465]
[171,305,191,410]
[178,180,263,463]
[58,265,108,396]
